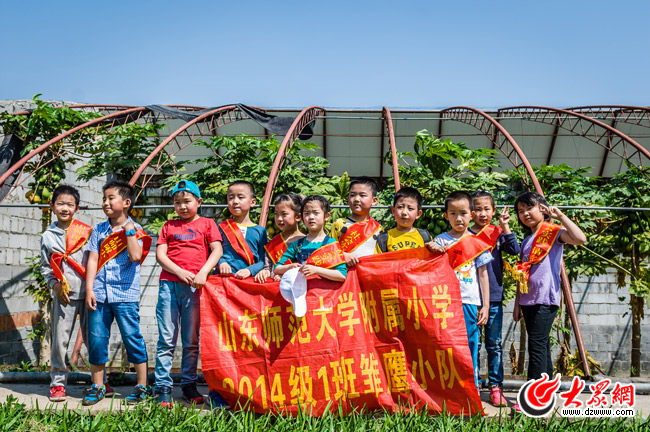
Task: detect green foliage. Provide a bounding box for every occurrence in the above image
[24,256,50,305]
[384,130,507,236]
[0,94,100,204]
[76,122,168,183]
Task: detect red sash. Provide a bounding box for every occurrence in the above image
[264,234,290,266]
[97,228,152,272]
[339,218,381,253]
[475,224,503,252]
[447,235,492,271]
[306,241,345,269]
[219,219,255,266]
[50,219,92,295]
[505,221,562,293]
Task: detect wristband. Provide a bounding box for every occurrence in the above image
[125,228,136,237]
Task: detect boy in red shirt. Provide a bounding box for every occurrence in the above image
[154,180,223,406]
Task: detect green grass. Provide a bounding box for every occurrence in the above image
[0,397,647,432]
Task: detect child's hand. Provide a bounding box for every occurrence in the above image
[234,269,252,279]
[86,291,97,311]
[254,269,270,283]
[343,252,358,267]
[177,269,196,285]
[53,282,70,305]
[300,265,319,277]
[123,221,136,232]
[192,270,208,289]
[219,262,232,276]
[498,206,511,228]
[539,204,564,220]
[425,241,447,254]
[477,305,489,326]
[273,275,282,282]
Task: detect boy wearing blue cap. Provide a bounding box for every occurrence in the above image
[154,180,223,407]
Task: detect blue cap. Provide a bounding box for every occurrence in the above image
[171,180,201,199]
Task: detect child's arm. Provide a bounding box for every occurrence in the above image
[85,251,99,311]
[193,241,223,288]
[273,242,301,276]
[40,236,69,304]
[123,221,143,262]
[542,205,587,245]
[234,227,267,279]
[301,264,346,282]
[476,265,490,326]
[156,243,196,285]
[274,263,302,276]
[498,206,521,255]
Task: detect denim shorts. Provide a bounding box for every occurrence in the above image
[88,301,148,365]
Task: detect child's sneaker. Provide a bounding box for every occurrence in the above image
[156,387,173,408]
[489,386,508,407]
[125,384,152,405]
[82,384,106,406]
[512,402,522,413]
[104,383,115,397]
[182,382,204,404]
[208,390,230,410]
[49,386,66,402]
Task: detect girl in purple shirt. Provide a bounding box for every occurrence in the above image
[512,192,586,412]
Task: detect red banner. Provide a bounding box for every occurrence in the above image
[200,247,482,415]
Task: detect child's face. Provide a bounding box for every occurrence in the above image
[392,197,422,231]
[444,198,473,234]
[302,201,329,233]
[517,202,544,228]
[50,193,79,224]
[472,197,495,229]
[173,191,202,221]
[227,184,256,217]
[348,184,378,217]
[102,188,130,219]
[274,201,300,233]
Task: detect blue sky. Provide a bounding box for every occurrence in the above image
[2,0,648,109]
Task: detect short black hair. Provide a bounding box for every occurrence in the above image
[515,191,550,222]
[349,176,378,197]
[228,180,255,198]
[51,185,80,207]
[444,190,473,212]
[471,190,495,209]
[393,187,423,210]
[275,193,302,214]
[301,195,330,215]
[103,180,135,211]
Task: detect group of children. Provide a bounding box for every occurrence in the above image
[40,176,585,412]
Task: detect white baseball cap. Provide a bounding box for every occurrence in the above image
[279,267,308,317]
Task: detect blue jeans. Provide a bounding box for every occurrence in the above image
[462,303,480,393]
[154,280,201,391]
[478,302,504,387]
[88,301,148,365]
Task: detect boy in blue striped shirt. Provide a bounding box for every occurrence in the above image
[84,180,152,406]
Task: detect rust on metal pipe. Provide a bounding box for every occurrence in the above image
[382,107,401,191]
[259,106,325,227]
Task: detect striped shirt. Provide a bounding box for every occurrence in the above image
[87,218,143,303]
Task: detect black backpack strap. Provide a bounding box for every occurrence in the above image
[416,228,432,244]
[377,231,389,253]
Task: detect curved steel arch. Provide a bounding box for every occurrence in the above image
[498,106,650,174]
[259,106,325,226]
[382,107,401,191]
[0,106,151,204]
[567,105,650,129]
[129,105,254,198]
[439,106,544,193]
[439,106,592,377]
